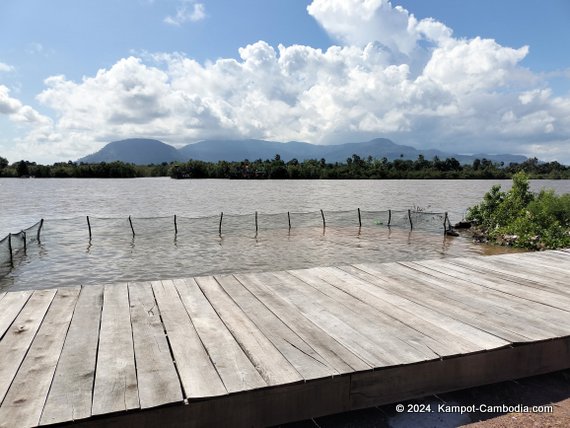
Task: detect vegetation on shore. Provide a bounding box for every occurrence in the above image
[1,154,569,179]
[466,172,570,249]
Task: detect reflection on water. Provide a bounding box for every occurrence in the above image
[1,216,521,291]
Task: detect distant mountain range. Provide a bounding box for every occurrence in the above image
[78,138,528,165]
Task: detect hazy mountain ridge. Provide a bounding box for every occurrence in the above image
[78,138,528,165]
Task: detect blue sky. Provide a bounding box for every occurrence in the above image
[1,0,569,163]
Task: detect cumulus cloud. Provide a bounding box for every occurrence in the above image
[9,0,570,163]
[164,1,205,26]
[0,85,51,124]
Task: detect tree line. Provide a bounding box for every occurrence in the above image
[169,154,570,179]
[1,154,569,179]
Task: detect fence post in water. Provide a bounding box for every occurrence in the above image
[37,218,44,241]
[219,212,223,236]
[357,208,362,228]
[8,233,13,267]
[128,216,135,237]
[443,212,448,234]
[255,211,258,234]
[21,231,26,252]
[388,209,392,226]
[86,216,92,240]
[287,211,291,230]
[174,215,178,235]
[408,209,413,230]
[320,209,326,228]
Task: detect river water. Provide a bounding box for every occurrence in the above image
[1,178,568,291]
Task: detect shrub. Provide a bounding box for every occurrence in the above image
[466,172,570,249]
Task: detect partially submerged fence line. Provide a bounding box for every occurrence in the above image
[0,219,44,277]
[1,208,450,279]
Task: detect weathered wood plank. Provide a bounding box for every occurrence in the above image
[390,261,570,338]
[450,257,569,288]
[151,280,226,399]
[0,290,33,339]
[488,254,570,281]
[195,276,304,385]
[315,266,485,355]
[128,282,183,409]
[63,375,352,428]
[383,262,567,339]
[353,263,532,343]
[174,278,267,393]
[40,286,103,425]
[0,289,56,406]
[502,251,570,266]
[442,256,570,298]
[350,336,570,409]
[337,264,510,350]
[214,274,339,380]
[410,259,570,312]
[288,267,440,360]
[243,271,397,367]
[232,273,370,373]
[92,284,139,416]
[0,287,80,428]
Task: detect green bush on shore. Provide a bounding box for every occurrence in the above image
[466,172,570,249]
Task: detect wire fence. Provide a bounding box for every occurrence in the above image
[0,209,450,280]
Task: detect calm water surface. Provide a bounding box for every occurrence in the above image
[1,178,568,291]
[2,178,569,235]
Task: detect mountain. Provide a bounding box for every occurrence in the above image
[78,137,528,165]
[78,139,184,164]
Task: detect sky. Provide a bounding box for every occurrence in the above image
[1,0,569,164]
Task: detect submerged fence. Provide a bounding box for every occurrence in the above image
[0,208,451,280]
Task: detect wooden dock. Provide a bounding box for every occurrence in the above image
[0,250,569,427]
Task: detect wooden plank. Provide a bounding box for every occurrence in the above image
[500,254,570,279]
[0,290,33,339]
[0,289,56,406]
[449,257,569,288]
[489,253,570,280]
[64,375,352,428]
[393,261,570,335]
[174,278,267,393]
[353,263,532,343]
[288,267,441,360]
[214,274,339,380]
[504,251,570,266]
[444,256,570,298]
[314,266,485,355]
[240,271,400,367]
[194,276,304,385]
[92,284,139,416]
[337,265,508,350]
[350,336,570,410]
[128,282,183,409]
[151,280,226,399]
[410,259,570,313]
[378,262,561,340]
[40,286,103,425]
[0,287,80,428]
[231,274,370,373]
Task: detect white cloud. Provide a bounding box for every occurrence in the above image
[164,1,205,26]
[0,62,14,73]
[0,85,51,124]
[7,0,570,163]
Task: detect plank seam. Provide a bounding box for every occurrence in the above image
[0,290,57,408]
[37,287,83,426]
[148,282,187,402]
